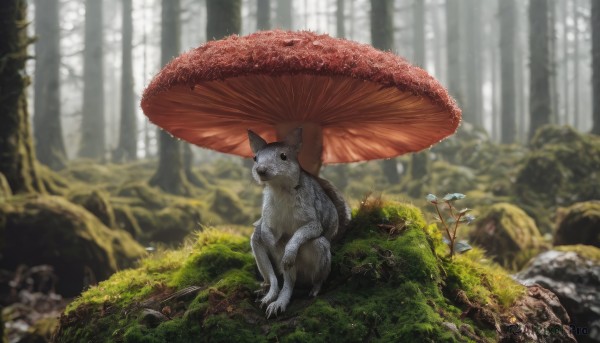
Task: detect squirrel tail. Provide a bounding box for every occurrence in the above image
[314,176,351,242]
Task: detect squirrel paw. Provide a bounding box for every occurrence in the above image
[259,288,279,308]
[281,251,296,270]
[265,299,288,318]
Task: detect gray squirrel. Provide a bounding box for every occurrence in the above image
[248,128,351,318]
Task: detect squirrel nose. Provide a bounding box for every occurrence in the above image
[256,167,267,176]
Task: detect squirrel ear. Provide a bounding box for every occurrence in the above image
[284,127,302,153]
[248,130,267,154]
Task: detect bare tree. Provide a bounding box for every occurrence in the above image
[370,0,399,184]
[79,0,106,159]
[150,0,192,195]
[257,0,271,30]
[528,0,553,140]
[499,0,517,143]
[593,0,600,135]
[114,0,137,162]
[275,0,292,29]
[0,0,46,193]
[464,0,483,127]
[446,0,463,107]
[34,0,67,170]
[336,0,345,38]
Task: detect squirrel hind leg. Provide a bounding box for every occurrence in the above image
[297,237,332,296]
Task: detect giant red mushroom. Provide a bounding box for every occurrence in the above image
[141,30,461,176]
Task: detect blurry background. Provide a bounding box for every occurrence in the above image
[1,0,599,342]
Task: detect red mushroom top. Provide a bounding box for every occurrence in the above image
[141,30,461,164]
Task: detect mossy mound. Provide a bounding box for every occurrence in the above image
[469,203,547,271]
[554,201,600,248]
[211,188,251,225]
[54,200,576,342]
[0,195,145,296]
[515,126,600,228]
[68,189,117,229]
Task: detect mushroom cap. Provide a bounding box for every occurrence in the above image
[141,30,461,163]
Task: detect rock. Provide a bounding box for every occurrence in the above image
[554,201,600,248]
[0,195,145,296]
[138,309,168,328]
[68,189,117,229]
[516,246,600,343]
[211,188,250,225]
[469,203,547,270]
[54,200,574,342]
[499,285,576,342]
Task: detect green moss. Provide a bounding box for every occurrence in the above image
[210,187,250,225]
[68,189,117,229]
[554,201,600,248]
[0,195,145,296]
[468,203,547,270]
[56,201,529,343]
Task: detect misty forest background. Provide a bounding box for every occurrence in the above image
[1,0,600,342]
[30,0,599,170]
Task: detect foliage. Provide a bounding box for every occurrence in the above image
[426,193,474,258]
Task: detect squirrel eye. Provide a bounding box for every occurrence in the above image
[253,156,257,161]
[280,153,287,161]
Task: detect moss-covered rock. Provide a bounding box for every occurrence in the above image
[68,189,117,229]
[0,195,145,296]
[112,204,143,239]
[211,188,251,225]
[554,201,600,248]
[469,203,547,270]
[54,201,574,342]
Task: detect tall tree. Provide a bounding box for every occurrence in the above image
[257,0,270,30]
[464,0,483,127]
[114,0,137,162]
[336,0,345,38]
[528,0,553,140]
[593,0,600,135]
[79,0,105,159]
[499,0,517,143]
[0,0,45,194]
[446,0,463,107]
[33,0,66,170]
[413,0,425,67]
[206,0,241,39]
[275,0,292,29]
[572,0,580,129]
[370,0,399,184]
[149,0,191,195]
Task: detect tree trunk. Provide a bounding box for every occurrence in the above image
[114,0,137,162]
[256,0,270,30]
[572,0,580,129]
[431,0,444,82]
[336,0,345,38]
[370,0,399,184]
[33,0,66,170]
[206,0,241,39]
[275,0,292,29]
[549,0,559,125]
[0,0,45,194]
[446,0,463,107]
[413,0,425,67]
[499,0,516,144]
[79,0,105,159]
[593,0,600,135]
[149,0,191,196]
[464,0,482,128]
[562,0,570,125]
[528,0,552,140]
